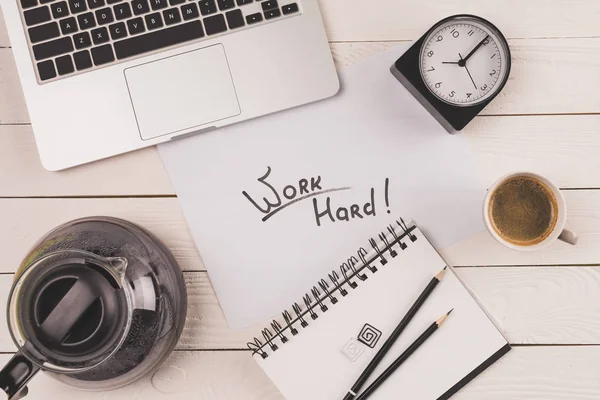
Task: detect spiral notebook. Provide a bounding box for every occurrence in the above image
[249,220,510,400]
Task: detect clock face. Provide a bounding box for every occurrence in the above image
[419,17,510,107]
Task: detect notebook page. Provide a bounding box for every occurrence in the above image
[254,228,508,400]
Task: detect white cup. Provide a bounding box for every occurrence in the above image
[483,172,578,251]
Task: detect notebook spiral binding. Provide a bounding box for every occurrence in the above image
[247,218,418,359]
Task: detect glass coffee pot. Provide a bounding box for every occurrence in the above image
[0,217,187,399]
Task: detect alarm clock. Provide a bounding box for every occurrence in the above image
[391,15,511,133]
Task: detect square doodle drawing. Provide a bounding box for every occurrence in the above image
[357,323,382,348]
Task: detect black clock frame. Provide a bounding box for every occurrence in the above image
[390,14,511,132]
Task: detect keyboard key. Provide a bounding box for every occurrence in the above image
[109,21,127,38]
[131,0,149,14]
[73,31,91,48]
[145,12,163,29]
[107,0,122,3]
[95,7,113,24]
[39,0,54,4]
[37,60,56,80]
[169,0,184,5]
[73,49,93,69]
[225,9,243,29]
[203,13,226,35]
[91,26,109,43]
[260,0,276,10]
[113,2,131,19]
[68,0,87,13]
[59,17,78,34]
[245,12,261,24]
[217,0,233,10]
[50,1,68,18]
[236,0,251,5]
[28,21,59,43]
[264,8,279,19]
[87,0,104,8]
[281,2,297,14]
[21,0,38,9]
[198,0,216,15]
[24,6,51,25]
[55,54,74,75]
[77,12,96,28]
[91,44,114,65]
[162,8,180,25]
[114,20,203,59]
[32,36,73,60]
[181,3,198,20]
[150,0,167,10]
[127,17,145,34]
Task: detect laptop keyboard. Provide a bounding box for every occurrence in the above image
[20,0,301,83]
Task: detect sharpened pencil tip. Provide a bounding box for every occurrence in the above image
[436,309,453,326]
[435,267,447,281]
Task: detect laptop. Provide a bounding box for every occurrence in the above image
[1,0,339,170]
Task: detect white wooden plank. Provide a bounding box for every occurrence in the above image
[0,352,284,400]
[332,38,600,115]
[1,267,600,352]
[3,0,600,47]
[0,47,27,124]
[0,198,201,273]
[0,193,599,275]
[2,39,600,125]
[3,347,600,399]
[3,114,599,195]
[318,0,600,42]
[464,115,600,189]
[457,267,600,345]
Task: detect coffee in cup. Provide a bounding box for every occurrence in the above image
[483,172,577,251]
[487,176,558,246]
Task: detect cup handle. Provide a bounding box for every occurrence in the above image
[558,228,578,245]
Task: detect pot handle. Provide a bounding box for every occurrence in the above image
[0,350,41,400]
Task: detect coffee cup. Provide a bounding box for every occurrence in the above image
[483,172,578,251]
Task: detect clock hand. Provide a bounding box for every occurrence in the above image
[459,53,478,90]
[462,34,490,64]
[442,61,460,64]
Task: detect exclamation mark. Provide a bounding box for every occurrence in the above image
[385,178,391,214]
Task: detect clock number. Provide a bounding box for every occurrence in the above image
[468,30,474,36]
[436,35,443,42]
[490,69,497,76]
[449,91,455,98]
[450,28,459,38]
[435,82,442,89]
[466,93,472,98]
[427,66,435,72]
[483,38,490,45]
[480,84,488,91]
[427,50,434,57]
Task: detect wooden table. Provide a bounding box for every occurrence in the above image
[1,1,600,398]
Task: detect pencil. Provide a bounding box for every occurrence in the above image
[353,310,453,400]
[342,267,448,400]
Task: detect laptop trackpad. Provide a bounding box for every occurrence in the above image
[125,44,240,140]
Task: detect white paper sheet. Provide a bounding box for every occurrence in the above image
[159,46,486,329]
